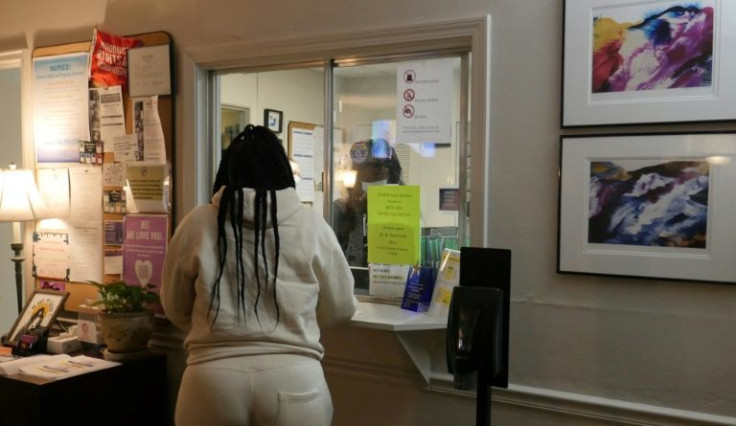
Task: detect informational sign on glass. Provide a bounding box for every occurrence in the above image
[396,58,453,144]
[367,185,420,265]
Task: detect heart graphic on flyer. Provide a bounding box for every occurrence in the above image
[134,259,153,287]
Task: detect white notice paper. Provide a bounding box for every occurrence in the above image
[68,221,103,283]
[128,44,172,97]
[396,58,453,144]
[112,134,138,163]
[33,53,91,164]
[132,96,166,163]
[32,231,71,280]
[37,168,70,218]
[90,86,125,149]
[102,162,126,187]
[69,167,102,221]
[291,128,315,202]
[369,263,411,299]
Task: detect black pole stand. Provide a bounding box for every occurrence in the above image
[11,242,24,313]
[476,366,492,426]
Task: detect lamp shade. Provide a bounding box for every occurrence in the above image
[0,168,53,222]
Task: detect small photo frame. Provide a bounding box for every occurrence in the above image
[558,132,736,283]
[4,290,69,346]
[562,0,736,127]
[264,109,283,133]
[127,44,172,98]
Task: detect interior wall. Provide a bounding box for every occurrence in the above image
[0,67,22,332]
[220,69,324,146]
[2,0,736,424]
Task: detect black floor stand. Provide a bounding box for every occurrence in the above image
[476,367,491,426]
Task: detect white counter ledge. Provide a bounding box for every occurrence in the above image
[350,300,447,331]
[347,299,448,383]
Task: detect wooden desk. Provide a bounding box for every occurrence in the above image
[0,353,167,426]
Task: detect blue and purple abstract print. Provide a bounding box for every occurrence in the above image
[588,160,709,248]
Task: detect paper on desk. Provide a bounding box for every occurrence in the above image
[0,354,70,376]
[19,355,119,380]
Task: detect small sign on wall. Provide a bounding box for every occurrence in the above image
[439,188,460,211]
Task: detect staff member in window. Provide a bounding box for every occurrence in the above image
[162,125,357,426]
[334,138,404,266]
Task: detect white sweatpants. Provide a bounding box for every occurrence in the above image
[175,354,333,426]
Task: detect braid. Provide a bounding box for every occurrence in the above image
[252,189,263,323]
[208,124,297,328]
[270,189,281,324]
[234,188,246,319]
[209,186,231,324]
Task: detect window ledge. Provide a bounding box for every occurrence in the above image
[350,300,447,331]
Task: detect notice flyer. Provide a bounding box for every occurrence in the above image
[368,263,411,299]
[126,163,168,213]
[132,96,166,163]
[32,231,71,280]
[123,214,168,295]
[37,168,70,219]
[89,85,125,147]
[33,52,91,164]
[366,185,421,265]
[396,58,453,144]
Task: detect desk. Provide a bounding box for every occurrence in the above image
[0,353,167,426]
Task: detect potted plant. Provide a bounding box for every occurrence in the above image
[90,281,160,354]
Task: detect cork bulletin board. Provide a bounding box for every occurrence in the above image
[31,31,174,312]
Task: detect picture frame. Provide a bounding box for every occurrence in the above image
[562,0,736,127]
[264,109,283,133]
[3,290,69,346]
[558,132,736,283]
[127,43,172,97]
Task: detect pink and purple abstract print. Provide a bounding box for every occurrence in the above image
[592,2,714,93]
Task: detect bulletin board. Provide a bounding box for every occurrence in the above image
[31,31,174,312]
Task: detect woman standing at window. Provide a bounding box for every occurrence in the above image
[162,125,356,425]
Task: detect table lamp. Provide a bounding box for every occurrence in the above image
[0,164,53,313]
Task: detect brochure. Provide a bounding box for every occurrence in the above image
[19,355,119,380]
[400,265,436,313]
[0,354,70,376]
[426,248,461,320]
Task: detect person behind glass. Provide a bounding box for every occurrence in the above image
[334,138,403,267]
[162,125,357,426]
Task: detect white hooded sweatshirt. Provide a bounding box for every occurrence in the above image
[162,187,357,365]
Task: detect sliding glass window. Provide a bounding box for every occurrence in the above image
[212,53,471,294]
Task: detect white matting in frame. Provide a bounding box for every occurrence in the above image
[558,133,736,283]
[128,44,171,98]
[562,0,736,127]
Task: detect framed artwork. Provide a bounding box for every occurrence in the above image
[128,44,172,97]
[264,109,283,133]
[562,0,736,127]
[558,132,736,283]
[4,290,69,346]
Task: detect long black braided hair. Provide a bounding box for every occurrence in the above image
[209,125,296,326]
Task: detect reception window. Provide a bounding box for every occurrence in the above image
[205,20,486,296]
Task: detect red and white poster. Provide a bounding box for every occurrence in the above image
[89,28,142,90]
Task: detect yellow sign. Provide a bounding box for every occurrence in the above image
[367,185,420,265]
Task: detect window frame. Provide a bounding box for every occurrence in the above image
[180,16,491,247]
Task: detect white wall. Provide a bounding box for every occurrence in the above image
[2,0,736,425]
[0,67,23,332]
[221,68,325,131]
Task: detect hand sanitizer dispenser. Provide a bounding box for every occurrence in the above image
[446,286,505,425]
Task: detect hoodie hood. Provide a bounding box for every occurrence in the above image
[211,186,303,227]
